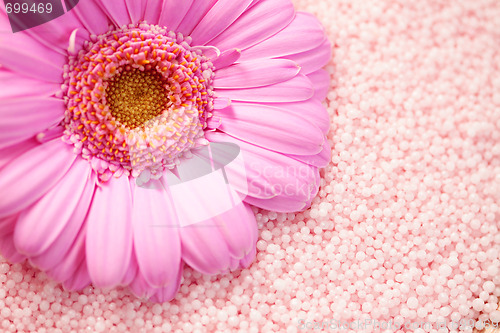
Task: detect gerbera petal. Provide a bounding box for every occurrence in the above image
[239,246,257,268]
[0,97,65,150]
[18,9,88,55]
[0,138,76,219]
[95,0,132,27]
[214,102,323,155]
[0,233,25,264]
[176,0,218,35]
[180,202,256,275]
[216,74,314,103]
[212,48,241,70]
[244,166,321,212]
[282,39,332,75]
[308,69,330,101]
[46,220,87,283]
[288,140,331,168]
[190,0,254,46]
[211,202,258,259]
[14,157,92,256]
[213,97,232,110]
[0,70,59,99]
[245,170,319,213]
[228,256,240,271]
[143,0,163,24]
[149,267,183,303]
[86,176,133,288]
[73,0,112,35]
[0,216,21,263]
[62,260,91,291]
[130,268,182,302]
[0,215,17,238]
[129,271,155,300]
[0,139,39,171]
[125,0,146,23]
[132,179,181,288]
[164,162,230,276]
[0,15,65,83]
[121,251,138,285]
[239,12,326,61]
[228,229,258,271]
[192,45,221,60]
[214,59,300,89]
[201,139,274,199]
[158,0,194,31]
[209,0,294,52]
[206,132,320,208]
[29,173,96,272]
[269,99,330,134]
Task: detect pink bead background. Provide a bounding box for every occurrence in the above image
[1,0,499,332]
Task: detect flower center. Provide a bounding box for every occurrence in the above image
[62,23,215,180]
[106,68,168,129]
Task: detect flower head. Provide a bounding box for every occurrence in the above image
[0,0,331,301]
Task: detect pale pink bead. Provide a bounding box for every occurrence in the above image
[490,311,500,323]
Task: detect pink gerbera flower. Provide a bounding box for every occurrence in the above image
[0,0,331,302]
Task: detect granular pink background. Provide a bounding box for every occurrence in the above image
[0,0,499,332]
